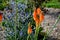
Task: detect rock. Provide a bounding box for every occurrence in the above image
[0,31,6,40]
[42,8,60,40]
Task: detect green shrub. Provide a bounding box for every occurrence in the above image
[42,0,60,8]
[0,0,7,10]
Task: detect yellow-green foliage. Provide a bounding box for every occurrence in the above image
[0,0,7,10]
[42,0,60,8]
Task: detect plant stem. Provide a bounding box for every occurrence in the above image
[14,0,17,40]
[0,22,2,27]
[27,34,30,40]
[14,25,16,40]
[35,24,40,40]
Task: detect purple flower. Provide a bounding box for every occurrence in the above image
[19,30,23,36]
[7,15,11,19]
[0,27,3,31]
[26,12,29,17]
[9,31,14,36]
